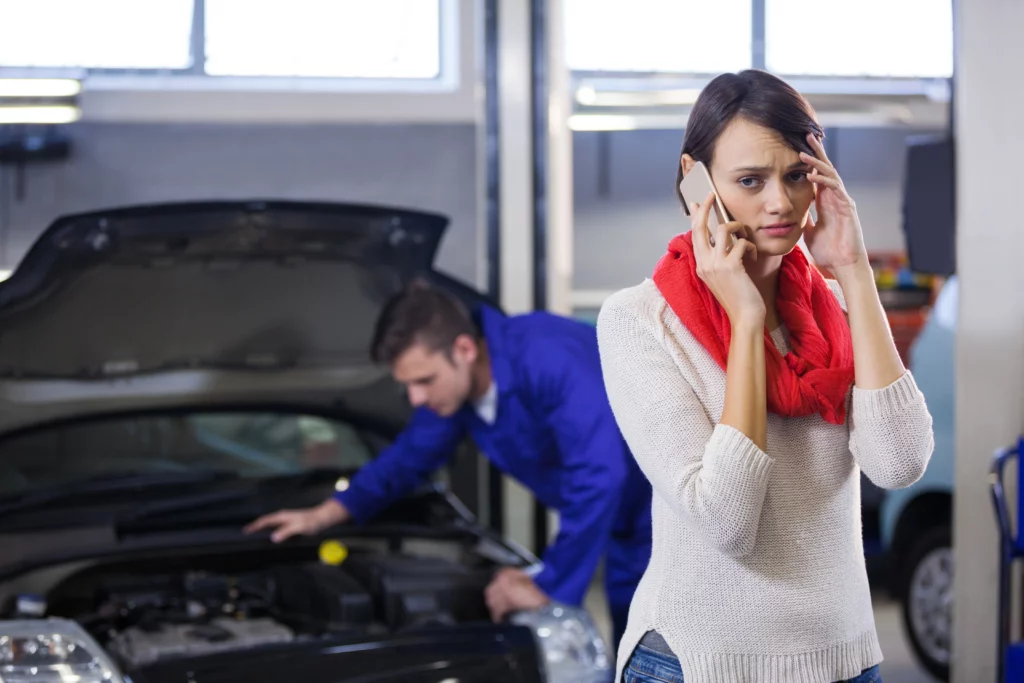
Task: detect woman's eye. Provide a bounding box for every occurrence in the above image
[788,171,810,182]
[738,177,761,188]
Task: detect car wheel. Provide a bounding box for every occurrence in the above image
[899,525,952,681]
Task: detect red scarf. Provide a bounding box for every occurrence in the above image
[652,231,855,425]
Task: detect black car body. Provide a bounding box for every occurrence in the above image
[0,202,612,683]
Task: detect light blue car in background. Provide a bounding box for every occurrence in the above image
[878,275,957,681]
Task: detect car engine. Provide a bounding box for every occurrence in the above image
[21,551,494,669]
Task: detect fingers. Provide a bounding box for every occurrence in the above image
[807,170,841,191]
[726,237,758,266]
[806,132,832,166]
[800,151,838,180]
[243,511,287,534]
[244,510,307,543]
[271,520,302,544]
[485,575,509,622]
[688,191,715,253]
[714,221,746,256]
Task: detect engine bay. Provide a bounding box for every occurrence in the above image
[2,548,497,669]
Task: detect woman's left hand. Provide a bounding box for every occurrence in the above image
[800,133,869,275]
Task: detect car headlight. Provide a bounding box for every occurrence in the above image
[0,618,125,683]
[511,603,613,683]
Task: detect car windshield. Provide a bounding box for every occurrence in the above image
[0,411,386,500]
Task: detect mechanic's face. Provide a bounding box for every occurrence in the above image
[391,336,477,417]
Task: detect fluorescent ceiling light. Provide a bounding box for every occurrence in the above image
[0,105,81,124]
[575,88,701,107]
[568,114,640,131]
[576,86,598,104]
[0,78,81,98]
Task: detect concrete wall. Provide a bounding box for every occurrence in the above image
[952,0,1024,680]
[0,123,481,287]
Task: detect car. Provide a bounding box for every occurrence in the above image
[0,201,614,683]
[878,275,958,681]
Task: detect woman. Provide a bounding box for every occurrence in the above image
[596,70,934,683]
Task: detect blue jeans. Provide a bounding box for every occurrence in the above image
[623,644,882,683]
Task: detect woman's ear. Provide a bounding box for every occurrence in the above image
[680,153,696,177]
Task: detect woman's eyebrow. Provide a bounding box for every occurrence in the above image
[730,161,812,173]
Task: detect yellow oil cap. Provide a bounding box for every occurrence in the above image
[319,539,348,566]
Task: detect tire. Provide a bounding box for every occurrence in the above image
[898,525,952,681]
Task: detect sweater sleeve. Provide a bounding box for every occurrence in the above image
[823,279,935,489]
[596,288,774,558]
[849,371,934,489]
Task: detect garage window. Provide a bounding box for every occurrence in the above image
[204,0,442,79]
[564,0,753,74]
[0,0,194,69]
[765,0,953,78]
[0,0,449,84]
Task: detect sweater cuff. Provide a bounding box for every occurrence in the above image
[852,370,923,422]
[704,424,774,484]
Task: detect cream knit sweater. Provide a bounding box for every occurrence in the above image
[596,278,934,683]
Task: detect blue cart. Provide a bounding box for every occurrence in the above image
[989,435,1024,682]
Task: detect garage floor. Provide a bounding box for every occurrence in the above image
[585,586,938,682]
[872,598,939,683]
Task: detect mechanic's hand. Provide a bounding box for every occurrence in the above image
[484,568,550,622]
[689,192,765,327]
[243,498,349,543]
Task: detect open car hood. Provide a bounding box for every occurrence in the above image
[0,201,480,435]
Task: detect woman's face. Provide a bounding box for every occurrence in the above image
[682,117,816,258]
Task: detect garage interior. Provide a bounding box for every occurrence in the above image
[0,1,1021,683]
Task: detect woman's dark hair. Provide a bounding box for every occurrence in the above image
[675,70,824,208]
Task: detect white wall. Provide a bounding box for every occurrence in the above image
[952,1,1024,680]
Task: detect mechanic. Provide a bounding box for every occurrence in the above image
[244,279,653,648]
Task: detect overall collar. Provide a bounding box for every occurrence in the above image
[476,305,515,398]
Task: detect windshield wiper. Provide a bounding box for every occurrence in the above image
[115,488,256,528]
[0,469,240,517]
[114,468,353,533]
[254,466,353,490]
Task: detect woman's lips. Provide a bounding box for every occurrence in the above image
[760,223,795,237]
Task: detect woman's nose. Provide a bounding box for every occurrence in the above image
[765,181,794,214]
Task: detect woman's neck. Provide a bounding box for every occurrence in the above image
[746,253,784,330]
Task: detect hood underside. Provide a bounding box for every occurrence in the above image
[0,201,448,379]
[0,201,482,436]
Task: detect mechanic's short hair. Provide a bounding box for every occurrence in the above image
[371,279,478,365]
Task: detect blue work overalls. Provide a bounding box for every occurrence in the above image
[335,305,652,645]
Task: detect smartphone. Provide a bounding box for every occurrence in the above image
[679,161,734,249]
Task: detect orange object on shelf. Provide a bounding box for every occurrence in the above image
[813,250,936,363]
[887,308,929,364]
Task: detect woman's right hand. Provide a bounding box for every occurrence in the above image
[690,192,765,327]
